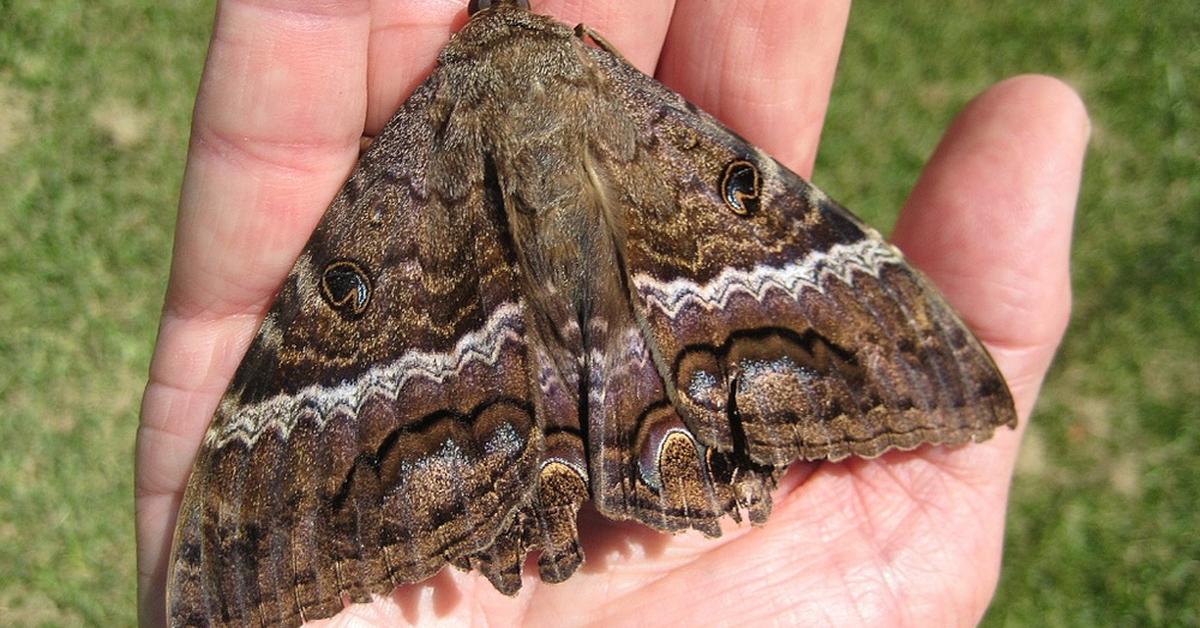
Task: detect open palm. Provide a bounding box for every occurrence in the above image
[136,1,1087,625]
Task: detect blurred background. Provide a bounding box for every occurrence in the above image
[0,1,1195,625]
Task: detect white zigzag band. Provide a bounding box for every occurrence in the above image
[210,302,527,447]
[633,238,904,320]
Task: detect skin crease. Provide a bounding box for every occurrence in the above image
[135,0,1088,626]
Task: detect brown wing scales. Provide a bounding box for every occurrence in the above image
[168,5,1016,626]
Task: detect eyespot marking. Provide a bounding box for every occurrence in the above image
[721,160,762,216]
[320,260,372,317]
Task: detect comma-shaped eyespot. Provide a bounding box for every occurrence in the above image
[320,259,372,318]
[721,159,762,216]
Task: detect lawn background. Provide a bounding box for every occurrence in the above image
[1,1,1196,625]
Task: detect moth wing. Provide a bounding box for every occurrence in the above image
[579,38,1017,528]
[167,78,543,626]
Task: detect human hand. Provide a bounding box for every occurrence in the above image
[136,1,1087,625]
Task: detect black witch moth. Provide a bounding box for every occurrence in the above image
[167,1,1017,625]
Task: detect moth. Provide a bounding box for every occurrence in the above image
[167,1,1017,625]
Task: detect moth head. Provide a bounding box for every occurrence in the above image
[468,0,530,17]
[320,259,372,318]
[721,160,762,216]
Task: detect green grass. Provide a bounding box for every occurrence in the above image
[1,1,208,624]
[0,1,1195,625]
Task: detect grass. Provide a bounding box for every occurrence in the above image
[1,1,207,624]
[0,1,1195,625]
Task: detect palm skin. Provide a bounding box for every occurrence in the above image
[135,1,1088,626]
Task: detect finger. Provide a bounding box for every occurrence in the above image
[138,0,372,624]
[656,0,852,176]
[364,0,678,133]
[892,74,1088,426]
[538,0,677,73]
[363,1,463,133]
[171,1,371,318]
[831,75,1088,620]
[694,79,1089,626]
